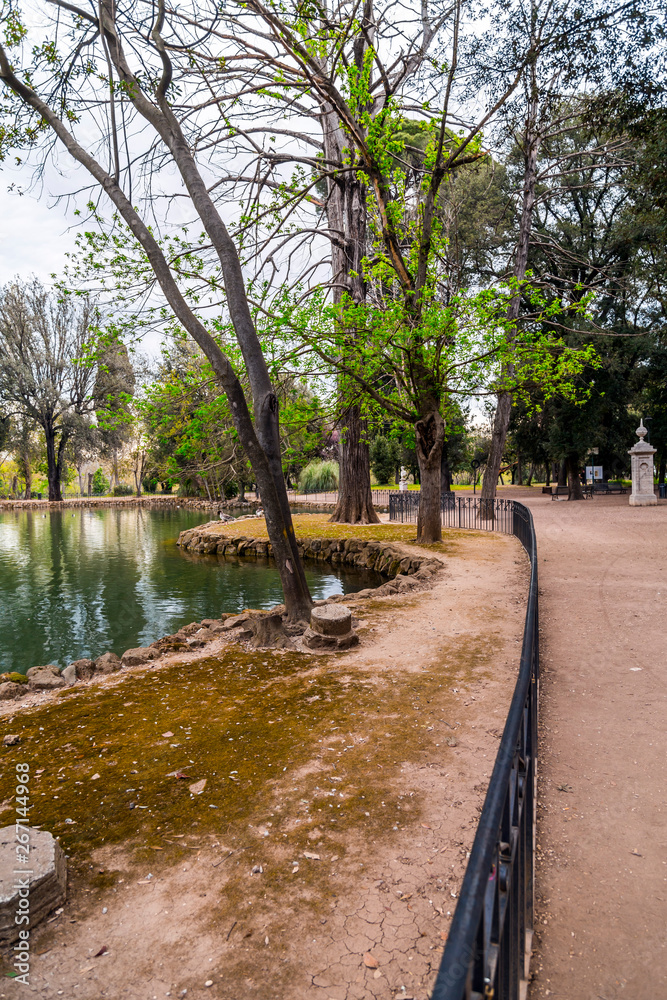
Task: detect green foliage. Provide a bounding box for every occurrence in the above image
[112,483,134,496]
[142,475,158,494]
[298,460,339,493]
[369,436,400,485]
[91,468,110,495]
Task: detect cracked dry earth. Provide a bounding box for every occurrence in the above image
[0,530,528,1000]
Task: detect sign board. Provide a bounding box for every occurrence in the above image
[585,465,603,481]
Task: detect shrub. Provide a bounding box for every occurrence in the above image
[112,483,135,496]
[370,436,400,485]
[298,460,339,493]
[223,480,239,499]
[91,468,111,496]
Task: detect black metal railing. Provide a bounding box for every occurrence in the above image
[388,494,538,1000]
[286,487,411,506]
[389,492,521,536]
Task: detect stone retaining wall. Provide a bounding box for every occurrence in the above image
[0,496,261,513]
[177,526,441,591]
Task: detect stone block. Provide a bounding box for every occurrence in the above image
[95,651,122,674]
[0,826,67,947]
[336,631,360,650]
[67,658,96,681]
[61,665,77,686]
[220,613,251,631]
[311,605,352,637]
[302,628,338,650]
[26,665,66,691]
[0,682,26,700]
[121,647,158,667]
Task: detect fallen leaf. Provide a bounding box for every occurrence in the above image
[557,783,573,793]
[363,953,379,969]
[161,731,174,738]
[440,931,448,941]
[137,879,153,885]
[189,779,207,795]
[93,945,108,957]
[303,851,321,860]
[630,849,643,857]
[291,864,300,874]
[91,773,100,780]
[421,823,431,829]
[166,770,192,780]
[79,966,94,973]
[149,846,164,850]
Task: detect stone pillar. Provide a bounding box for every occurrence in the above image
[629,420,657,506]
[399,466,409,493]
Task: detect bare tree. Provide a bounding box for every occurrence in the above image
[0,280,98,500]
[0,1,316,619]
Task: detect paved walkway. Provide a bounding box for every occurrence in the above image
[521,494,667,999]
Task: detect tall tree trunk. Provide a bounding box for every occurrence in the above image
[44,425,63,501]
[567,454,584,500]
[545,461,551,487]
[658,447,665,485]
[330,404,379,523]
[558,460,567,487]
[481,78,540,509]
[323,98,378,525]
[415,410,445,543]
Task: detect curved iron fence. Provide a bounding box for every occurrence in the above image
[389,494,539,1000]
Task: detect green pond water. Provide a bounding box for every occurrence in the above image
[0,506,380,674]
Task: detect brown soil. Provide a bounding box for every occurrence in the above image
[524,494,667,999]
[0,531,528,1000]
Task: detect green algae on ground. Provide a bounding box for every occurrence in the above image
[0,637,481,887]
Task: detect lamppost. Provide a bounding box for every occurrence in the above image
[644,416,652,444]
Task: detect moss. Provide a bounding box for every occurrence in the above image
[0,633,487,924]
[1,672,28,684]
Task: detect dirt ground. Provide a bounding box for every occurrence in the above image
[522,494,667,999]
[0,529,528,1000]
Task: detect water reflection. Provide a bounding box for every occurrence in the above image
[0,508,380,672]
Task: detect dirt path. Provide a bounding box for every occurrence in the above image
[0,530,528,1000]
[522,494,667,999]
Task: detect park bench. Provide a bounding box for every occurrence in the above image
[550,486,569,500]
[592,481,628,495]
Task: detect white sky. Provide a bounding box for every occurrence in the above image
[0,183,77,287]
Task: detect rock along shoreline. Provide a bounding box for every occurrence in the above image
[0,530,442,706]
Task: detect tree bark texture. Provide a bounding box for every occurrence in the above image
[322,94,378,525]
[415,410,445,543]
[44,425,63,502]
[330,404,379,523]
[566,454,585,500]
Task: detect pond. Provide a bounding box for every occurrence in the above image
[0,506,380,674]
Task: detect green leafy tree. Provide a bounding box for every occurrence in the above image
[91,467,110,496]
[369,436,400,486]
